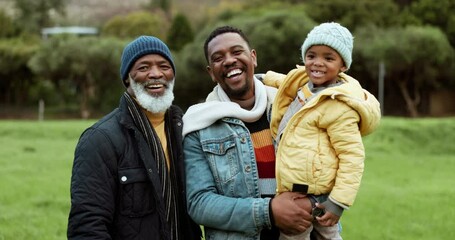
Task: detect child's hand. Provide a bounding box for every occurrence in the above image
[314,203,340,227]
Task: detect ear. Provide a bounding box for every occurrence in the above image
[340,66,347,72]
[251,49,258,67]
[206,65,216,82]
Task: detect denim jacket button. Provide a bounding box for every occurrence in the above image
[245,165,251,172]
[240,137,246,143]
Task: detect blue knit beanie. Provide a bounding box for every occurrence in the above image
[120,36,175,86]
[301,22,353,70]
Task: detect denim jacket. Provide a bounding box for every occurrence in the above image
[184,117,272,240]
[183,84,277,240]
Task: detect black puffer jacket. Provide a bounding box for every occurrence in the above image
[68,95,201,240]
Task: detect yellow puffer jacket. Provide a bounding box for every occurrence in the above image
[263,66,381,207]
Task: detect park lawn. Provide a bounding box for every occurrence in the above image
[342,117,455,240]
[0,117,454,240]
[0,120,93,240]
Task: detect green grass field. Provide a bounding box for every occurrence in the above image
[0,117,454,240]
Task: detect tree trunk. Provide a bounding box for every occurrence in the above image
[397,79,419,118]
[80,73,95,119]
[80,79,90,119]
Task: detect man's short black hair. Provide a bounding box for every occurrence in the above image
[203,25,251,63]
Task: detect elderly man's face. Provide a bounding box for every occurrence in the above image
[127,54,175,113]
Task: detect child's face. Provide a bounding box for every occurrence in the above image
[304,45,347,87]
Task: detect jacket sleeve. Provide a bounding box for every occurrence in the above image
[67,128,117,239]
[325,105,365,207]
[183,132,272,235]
[262,70,287,88]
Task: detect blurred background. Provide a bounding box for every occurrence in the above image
[1,1,455,239]
[0,0,454,119]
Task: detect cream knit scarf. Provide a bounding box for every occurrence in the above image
[182,78,267,137]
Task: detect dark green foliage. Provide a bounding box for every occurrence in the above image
[167,13,194,51]
[173,29,212,109]
[150,0,171,14]
[304,0,400,30]
[405,0,455,47]
[0,37,39,105]
[14,0,66,34]
[28,36,125,118]
[353,25,454,117]
[0,10,17,38]
[356,25,453,86]
[101,11,168,40]
[174,6,315,110]
[242,9,315,74]
[1,0,454,117]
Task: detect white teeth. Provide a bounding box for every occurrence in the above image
[312,70,325,75]
[146,84,163,89]
[227,69,242,78]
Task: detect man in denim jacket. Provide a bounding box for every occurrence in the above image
[182,26,313,240]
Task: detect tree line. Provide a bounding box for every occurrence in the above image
[0,0,454,118]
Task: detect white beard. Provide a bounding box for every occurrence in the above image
[129,76,175,113]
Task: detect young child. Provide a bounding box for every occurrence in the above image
[263,22,381,239]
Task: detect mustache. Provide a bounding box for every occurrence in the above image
[128,74,174,88]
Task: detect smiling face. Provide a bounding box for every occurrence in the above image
[206,32,257,101]
[127,54,175,113]
[127,54,174,96]
[304,45,347,87]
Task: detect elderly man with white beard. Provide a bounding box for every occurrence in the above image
[67,36,202,240]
